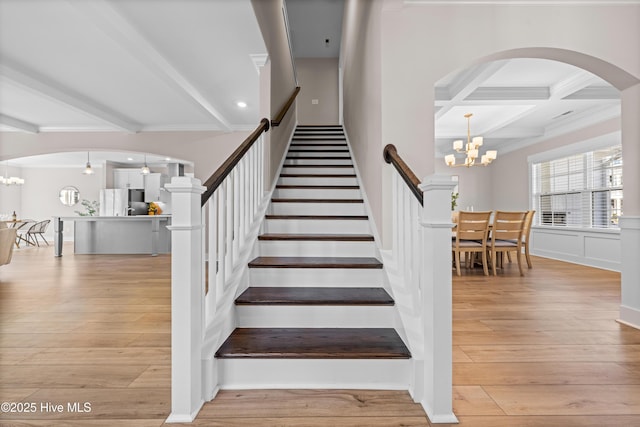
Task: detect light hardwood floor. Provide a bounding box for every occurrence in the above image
[1,244,640,426]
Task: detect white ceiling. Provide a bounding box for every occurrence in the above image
[0,1,621,169]
[285,0,344,58]
[0,0,266,133]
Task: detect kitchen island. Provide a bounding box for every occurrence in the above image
[53,215,171,256]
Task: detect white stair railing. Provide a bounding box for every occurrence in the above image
[165,119,270,423]
[383,144,459,424]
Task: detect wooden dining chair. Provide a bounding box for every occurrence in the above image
[452,211,492,276]
[505,210,536,268]
[489,211,527,276]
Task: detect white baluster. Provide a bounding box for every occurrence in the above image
[233,168,240,263]
[225,177,233,274]
[217,182,227,291]
[206,193,218,325]
[392,172,399,266]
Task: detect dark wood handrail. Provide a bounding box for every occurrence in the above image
[201,118,270,206]
[271,86,300,127]
[383,144,423,206]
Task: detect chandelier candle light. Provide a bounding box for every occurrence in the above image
[445,113,497,167]
[0,161,25,185]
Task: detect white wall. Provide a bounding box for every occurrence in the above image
[433,163,492,213]
[252,0,299,184]
[296,58,339,125]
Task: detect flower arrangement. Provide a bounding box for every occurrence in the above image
[148,202,162,215]
[75,199,99,216]
[451,192,459,211]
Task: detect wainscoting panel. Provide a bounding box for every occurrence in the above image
[531,227,621,272]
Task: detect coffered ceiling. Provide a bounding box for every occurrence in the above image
[435,58,620,156]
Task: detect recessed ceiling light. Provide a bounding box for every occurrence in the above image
[127,157,133,161]
[237,101,247,108]
[165,157,171,161]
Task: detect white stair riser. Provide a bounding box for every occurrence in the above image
[217,359,410,390]
[263,218,370,234]
[278,177,358,186]
[284,159,353,166]
[287,151,350,158]
[289,145,348,151]
[270,202,365,216]
[236,306,394,328]
[281,166,354,174]
[258,240,376,257]
[249,268,382,287]
[274,188,361,199]
[292,138,346,142]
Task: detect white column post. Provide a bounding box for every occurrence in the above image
[417,174,458,424]
[619,83,640,329]
[165,176,206,423]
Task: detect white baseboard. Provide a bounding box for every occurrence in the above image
[618,305,640,330]
[164,400,204,423]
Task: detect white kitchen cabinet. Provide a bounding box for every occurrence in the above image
[113,169,144,189]
[144,173,168,202]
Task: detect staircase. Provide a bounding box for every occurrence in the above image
[214,125,412,389]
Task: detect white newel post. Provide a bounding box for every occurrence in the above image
[418,174,458,424]
[165,176,207,423]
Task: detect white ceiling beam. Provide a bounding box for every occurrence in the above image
[550,69,600,99]
[563,86,620,100]
[0,61,141,133]
[69,0,233,132]
[437,126,544,139]
[465,87,550,100]
[435,61,508,119]
[0,113,39,133]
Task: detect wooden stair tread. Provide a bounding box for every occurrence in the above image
[271,198,364,203]
[283,164,354,168]
[259,233,374,241]
[288,149,350,153]
[286,156,351,159]
[276,185,359,189]
[248,256,383,269]
[280,174,356,178]
[292,137,346,141]
[265,215,368,220]
[290,143,347,147]
[236,287,393,306]
[215,328,410,359]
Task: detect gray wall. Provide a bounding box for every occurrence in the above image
[296,58,339,125]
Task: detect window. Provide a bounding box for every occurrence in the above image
[531,145,622,229]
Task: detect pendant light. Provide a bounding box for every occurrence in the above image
[141,155,150,175]
[83,152,94,175]
[1,161,25,185]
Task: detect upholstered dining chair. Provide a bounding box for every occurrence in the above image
[489,211,527,276]
[452,211,492,276]
[1,227,17,266]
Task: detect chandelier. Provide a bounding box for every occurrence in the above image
[0,162,25,185]
[444,113,497,167]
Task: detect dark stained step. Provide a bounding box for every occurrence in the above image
[236,287,394,306]
[215,328,410,359]
[259,233,374,241]
[286,156,351,160]
[292,137,346,141]
[248,256,382,269]
[290,143,348,147]
[283,165,354,168]
[288,149,350,153]
[276,185,359,189]
[297,125,343,127]
[271,199,364,203]
[265,215,368,220]
[279,174,357,178]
